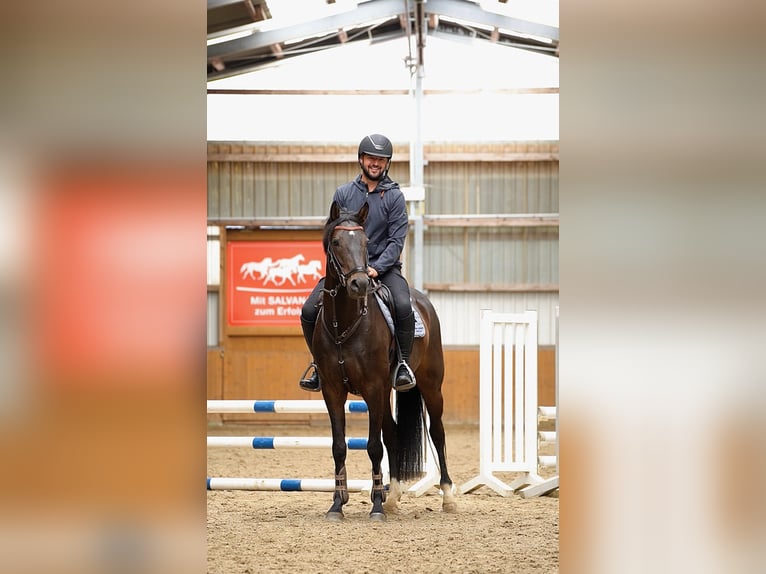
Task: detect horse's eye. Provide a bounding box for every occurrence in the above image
[331,239,340,247]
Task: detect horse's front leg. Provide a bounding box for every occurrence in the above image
[326,462,348,522]
[366,410,387,521]
[325,405,349,522]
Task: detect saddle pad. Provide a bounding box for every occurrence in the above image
[413,307,425,337]
[374,293,425,338]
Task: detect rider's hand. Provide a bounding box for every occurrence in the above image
[367,266,378,278]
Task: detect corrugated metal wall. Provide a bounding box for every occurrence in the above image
[208,143,410,219]
[207,141,558,345]
[429,292,559,347]
[423,225,558,284]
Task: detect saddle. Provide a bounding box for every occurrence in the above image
[373,283,425,338]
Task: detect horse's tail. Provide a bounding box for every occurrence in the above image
[395,386,425,482]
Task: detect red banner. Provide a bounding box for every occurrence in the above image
[227,241,325,326]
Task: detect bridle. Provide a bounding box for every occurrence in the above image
[326,224,369,288]
[320,221,379,390]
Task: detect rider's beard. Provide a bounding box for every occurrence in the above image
[361,164,384,181]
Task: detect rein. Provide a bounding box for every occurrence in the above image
[320,284,369,346]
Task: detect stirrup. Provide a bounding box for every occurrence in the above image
[392,362,416,392]
[299,363,321,392]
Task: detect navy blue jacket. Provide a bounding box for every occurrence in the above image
[332,174,408,274]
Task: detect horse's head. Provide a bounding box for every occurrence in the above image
[324,200,370,299]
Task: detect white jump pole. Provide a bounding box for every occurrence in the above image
[207,436,369,449]
[206,399,381,492]
[207,400,368,414]
[206,396,439,496]
[207,478,371,492]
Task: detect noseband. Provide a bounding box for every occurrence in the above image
[327,224,369,287]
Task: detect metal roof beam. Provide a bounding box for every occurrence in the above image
[243,0,265,22]
[209,0,405,60]
[207,29,405,81]
[424,0,558,42]
[429,28,556,57]
[208,0,254,9]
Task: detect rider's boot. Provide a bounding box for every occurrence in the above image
[299,317,321,392]
[393,311,416,392]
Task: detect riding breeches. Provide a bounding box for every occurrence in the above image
[301,278,325,324]
[377,266,412,322]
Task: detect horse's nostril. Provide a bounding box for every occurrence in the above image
[350,276,369,294]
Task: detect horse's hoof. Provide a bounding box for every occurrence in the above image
[325,511,344,522]
[442,502,458,513]
[369,512,386,522]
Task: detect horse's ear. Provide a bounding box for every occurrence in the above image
[358,202,369,224]
[330,200,340,221]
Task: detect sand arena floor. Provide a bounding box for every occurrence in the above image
[207,421,558,573]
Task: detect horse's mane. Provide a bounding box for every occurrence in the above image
[322,207,364,254]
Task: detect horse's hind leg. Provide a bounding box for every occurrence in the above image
[381,408,402,515]
[429,415,457,513]
[422,387,458,513]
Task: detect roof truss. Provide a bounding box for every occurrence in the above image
[207,0,558,81]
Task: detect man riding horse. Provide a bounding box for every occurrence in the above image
[299,133,416,393]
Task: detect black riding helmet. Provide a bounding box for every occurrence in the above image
[358,133,393,159]
[358,134,393,179]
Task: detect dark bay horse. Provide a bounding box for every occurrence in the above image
[313,200,457,521]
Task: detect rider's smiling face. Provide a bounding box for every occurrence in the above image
[360,153,388,182]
